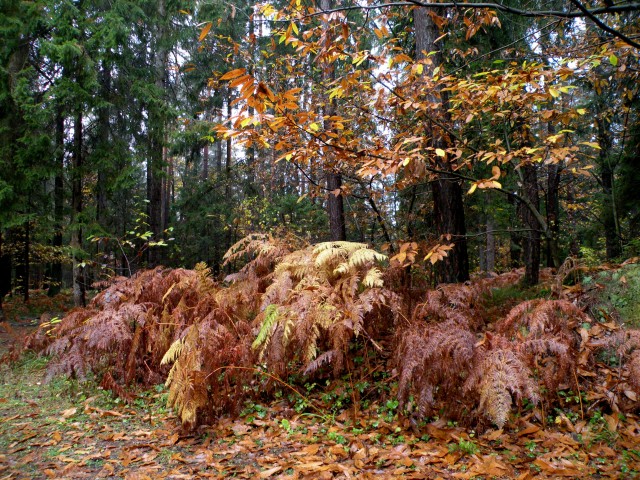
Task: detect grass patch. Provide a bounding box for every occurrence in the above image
[481,283,550,312]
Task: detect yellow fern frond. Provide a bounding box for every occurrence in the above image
[161,338,184,365]
[312,241,367,255]
[333,262,350,276]
[194,261,211,276]
[314,246,348,270]
[181,403,197,426]
[348,248,387,269]
[282,316,295,346]
[363,267,384,288]
[165,362,177,387]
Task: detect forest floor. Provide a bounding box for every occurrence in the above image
[2,287,640,479]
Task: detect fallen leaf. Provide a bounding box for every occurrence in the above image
[482,429,503,441]
[258,465,282,478]
[61,407,77,418]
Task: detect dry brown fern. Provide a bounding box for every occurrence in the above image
[24,265,237,393]
[394,273,589,429]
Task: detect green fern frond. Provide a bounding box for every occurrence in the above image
[252,304,279,351]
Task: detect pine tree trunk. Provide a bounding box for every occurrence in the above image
[596,103,622,259]
[327,172,346,241]
[48,108,64,297]
[202,144,209,180]
[96,59,111,228]
[414,6,469,283]
[601,164,622,259]
[486,215,496,272]
[0,232,9,321]
[14,222,30,302]
[72,112,85,307]
[147,0,168,267]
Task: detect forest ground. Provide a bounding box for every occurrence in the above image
[1,285,640,480]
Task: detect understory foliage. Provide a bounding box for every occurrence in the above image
[17,239,640,430]
[393,274,636,429]
[252,241,399,377]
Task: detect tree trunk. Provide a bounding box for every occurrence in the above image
[520,164,541,286]
[486,215,496,272]
[546,163,561,268]
[14,223,30,302]
[147,0,168,267]
[202,144,209,180]
[0,232,10,321]
[327,172,346,241]
[414,6,469,283]
[320,0,347,241]
[71,112,86,307]
[48,108,64,297]
[595,103,622,259]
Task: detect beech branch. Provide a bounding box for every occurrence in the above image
[313,1,640,18]
[312,1,640,49]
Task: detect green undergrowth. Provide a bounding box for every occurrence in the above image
[583,263,640,327]
[481,283,551,316]
[2,289,74,323]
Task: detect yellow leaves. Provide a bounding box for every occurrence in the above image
[198,22,212,42]
[435,148,446,158]
[468,166,502,194]
[328,85,344,100]
[549,85,576,98]
[391,242,418,268]
[581,141,601,150]
[309,122,320,132]
[609,54,618,66]
[260,3,277,17]
[219,68,246,81]
[411,63,424,76]
[351,51,369,67]
[424,243,453,265]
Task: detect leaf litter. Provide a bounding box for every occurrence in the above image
[2,357,640,479]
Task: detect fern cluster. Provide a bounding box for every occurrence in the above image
[395,283,585,428]
[25,264,257,423]
[21,238,640,431]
